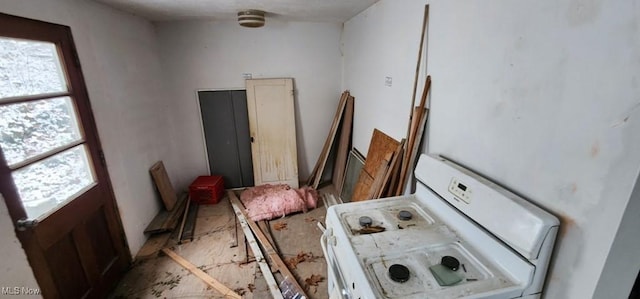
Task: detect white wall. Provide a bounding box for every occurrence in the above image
[343,0,640,298]
[0,0,181,267]
[155,20,342,187]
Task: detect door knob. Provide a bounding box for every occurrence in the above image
[16,218,38,231]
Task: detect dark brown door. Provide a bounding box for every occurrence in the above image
[0,13,130,298]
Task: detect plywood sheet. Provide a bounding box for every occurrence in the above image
[150,161,177,211]
[363,129,400,176]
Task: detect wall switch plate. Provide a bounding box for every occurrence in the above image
[242,73,252,79]
[385,76,392,87]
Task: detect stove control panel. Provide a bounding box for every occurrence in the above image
[449,178,472,204]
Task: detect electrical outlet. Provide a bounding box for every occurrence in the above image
[385,76,392,87]
[242,73,252,79]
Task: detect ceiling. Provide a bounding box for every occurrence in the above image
[95,0,379,23]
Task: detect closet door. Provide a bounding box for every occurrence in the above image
[245,79,298,188]
[198,90,253,188]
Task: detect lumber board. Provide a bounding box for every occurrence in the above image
[332,95,354,192]
[228,191,308,298]
[135,232,172,260]
[177,198,191,243]
[229,193,284,299]
[307,91,349,187]
[363,129,401,176]
[405,108,430,192]
[144,193,188,234]
[180,199,198,243]
[150,161,178,211]
[352,168,374,202]
[377,140,405,198]
[366,156,391,200]
[398,76,431,196]
[162,248,242,299]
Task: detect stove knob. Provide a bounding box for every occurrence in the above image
[441,256,460,271]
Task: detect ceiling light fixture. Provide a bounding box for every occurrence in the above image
[237,10,265,28]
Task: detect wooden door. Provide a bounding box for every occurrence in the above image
[245,79,299,188]
[198,90,254,188]
[0,13,130,298]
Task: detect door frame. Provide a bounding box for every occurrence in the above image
[194,87,245,175]
[0,13,131,297]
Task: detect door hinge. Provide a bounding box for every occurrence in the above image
[98,150,107,167]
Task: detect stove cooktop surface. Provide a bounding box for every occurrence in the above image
[330,195,520,298]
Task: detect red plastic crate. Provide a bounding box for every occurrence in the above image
[189,176,224,204]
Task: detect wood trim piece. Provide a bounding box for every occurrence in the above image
[229,192,284,299]
[229,191,308,298]
[162,248,242,299]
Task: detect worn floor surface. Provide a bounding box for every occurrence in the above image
[110,188,330,299]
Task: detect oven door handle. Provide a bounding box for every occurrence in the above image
[320,228,352,299]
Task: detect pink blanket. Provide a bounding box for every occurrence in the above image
[240,184,318,221]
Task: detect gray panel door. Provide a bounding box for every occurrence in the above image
[198,90,254,188]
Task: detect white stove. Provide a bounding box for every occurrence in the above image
[321,154,559,299]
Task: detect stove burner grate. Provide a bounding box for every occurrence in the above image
[398,210,413,221]
[359,216,373,227]
[389,264,410,283]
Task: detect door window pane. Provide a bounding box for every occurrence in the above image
[12,145,95,219]
[0,96,82,166]
[0,37,67,98]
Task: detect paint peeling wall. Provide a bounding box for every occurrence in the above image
[343,0,640,298]
[0,0,182,262]
[155,20,342,188]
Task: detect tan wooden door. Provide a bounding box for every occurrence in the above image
[245,78,299,188]
[0,13,130,298]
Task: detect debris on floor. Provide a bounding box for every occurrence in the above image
[286,251,320,269]
[304,274,325,293]
[273,222,288,231]
[240,184,319,221]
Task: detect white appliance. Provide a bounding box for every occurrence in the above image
[321,154,559,299]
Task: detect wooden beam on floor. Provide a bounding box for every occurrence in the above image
[161,248,242,299]
[229,191,308,298]
[229,192,284,299]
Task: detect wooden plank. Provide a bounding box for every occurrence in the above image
[229,192,284,299]
[135,232,172,260]
[363,129,400,176]
[229,191,308,298]
[352,129,399,201]
[366,156,391,199]
[404,108,430,193]
[177,198,191,243]
[161,248,242,299]
[149,161,178,211]
[307,91,349,187]
[144,193,188,234]
[404,5,430,142]
[332,95,354,192]
[377,140,405,198]
[397,76,431,195]
[180,199,198,243]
